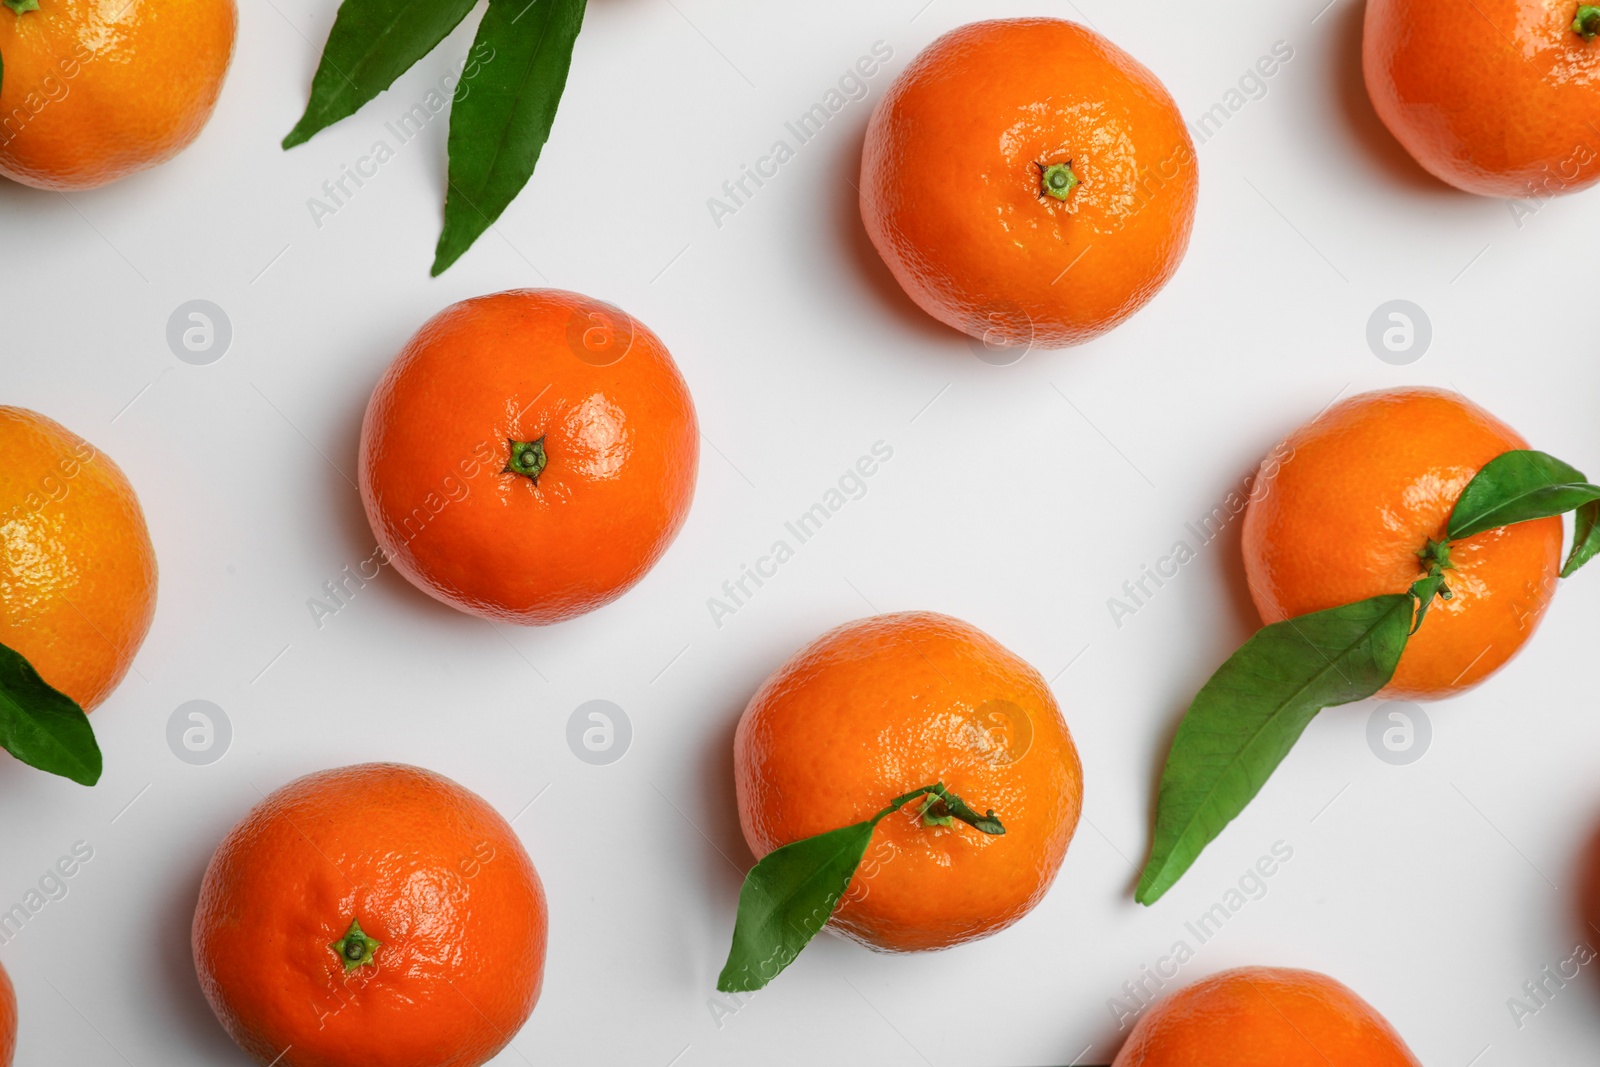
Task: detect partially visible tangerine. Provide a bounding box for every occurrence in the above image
[0,406,157,711]
[0,959,13,1065]
[1364,0,1600,198]
[0,0,237,190]
[1113,966,1422,1066]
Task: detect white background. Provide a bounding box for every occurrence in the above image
[5,0,1600,1063]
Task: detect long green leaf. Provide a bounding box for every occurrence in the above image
[282,0,481,149]
[717,820,875,993]
[1447,450,1600,541]
[0,642,101,786]
[432,0,587,275]
[1564,500,1600,578]
[1136,594,1412,904]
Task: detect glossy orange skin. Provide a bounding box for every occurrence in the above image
[0,959,15,1066]
[734,612,1083,953]
[0,407,156,710]
[0,0,236,190]
[193,763,547,1067]
[1242,388,1562,700]
[860,19,1198,349]
[1364,0,1600,197]
[1113,967,1421,1066]
[359,289,699,625]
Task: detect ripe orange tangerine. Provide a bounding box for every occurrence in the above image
[860,18,1198,349]
[734,611,1083,952]
[1241,387,1562,699]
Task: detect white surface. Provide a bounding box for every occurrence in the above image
[4,0,1600,1063]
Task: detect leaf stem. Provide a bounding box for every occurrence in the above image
[878,782,1006,836]
[1408,537,1455,633]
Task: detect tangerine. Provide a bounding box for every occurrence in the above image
[0,406,156,710]
[734,611,1082,952]
[193,763,547,1067]
[0,959,13,1065]
[0,0,236,189]
[1242,387,1562,699]
[1113,966,1421,1066]
[1364,0,1600,197]
[860,18,1198,349]
[359,289,699,625]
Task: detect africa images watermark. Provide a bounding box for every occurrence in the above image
[1506,942,1596,1030]
[1105,440,1293,629]
[705,440,894,629]
[2,433,97,529]
[1507,139,1597,229]
[1105,840,1295,1031]
[0,41,92,148]
[705,40,894,229]
[0,841,95,946]
[306,42,495,230]
[1187,40,1296,147]
[306,438,498,628]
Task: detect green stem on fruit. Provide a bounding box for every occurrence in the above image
[1408,537,1456,633]
[329,918,381,973]
[1039,161,1080,202]
[1574,5,1600,39]
[504,437,548,483]
[886,782,1006,836]
[1416,536,1456,575]
[2,0,39,13]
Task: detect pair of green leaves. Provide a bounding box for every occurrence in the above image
[1137,450,1600,904]
[718,782,1004,993]
[285,0,588,275]
[0,642,102,786]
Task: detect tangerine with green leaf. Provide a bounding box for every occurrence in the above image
[0,0,236,189]
[1,407,156,712]
[1242,387,1562,699]
[1136,388,1597,904]
[732,611,1082,961]
[1112,966,1421,1066]
[0,407,145,784]
[192,763,547,1067]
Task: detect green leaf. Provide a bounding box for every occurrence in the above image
[716,820,875,993]
[1564,500,1600,578]
[0,642,102,786]
[716,781,1002,991]
[282,0,480,149]
[432,0,587,275]
[1447,450,1600,541]
[1136,594,1412,905]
